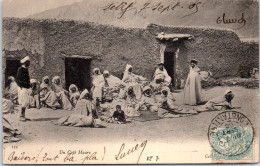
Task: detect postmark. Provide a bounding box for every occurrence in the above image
[208,111,254,160]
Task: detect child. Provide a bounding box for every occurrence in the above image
[112,104,126,123]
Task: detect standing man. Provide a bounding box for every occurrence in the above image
[16,56,31,121]
[183,59,202,105]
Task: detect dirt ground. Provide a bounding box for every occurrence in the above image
[3,86,259,146]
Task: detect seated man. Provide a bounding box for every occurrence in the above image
[103,70,125,101]
[3,117,21,143]
[52,76,72,110]
[152,63,172,93]
[69,84,80,107]
[29,79,40,109]
[157,87,197,118]
[2,98,15,114]
[55,89,102,127]
[157,87,176,111]
[4,76,18,104]
[139,86,158,112]
[40,76,61,109]
[73,89,98,118]
[122,64,147,99]
[123,86,141,117]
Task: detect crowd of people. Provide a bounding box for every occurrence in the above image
[3,56,235,130]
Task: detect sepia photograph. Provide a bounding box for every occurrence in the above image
[2,0,259,164]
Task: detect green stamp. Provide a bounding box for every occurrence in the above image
[208,111,254,160]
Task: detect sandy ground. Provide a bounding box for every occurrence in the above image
[3,86,259,146]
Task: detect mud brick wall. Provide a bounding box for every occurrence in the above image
[3,18,160,87]
[2,18,46,87]
[147,24,259,79]
[41,19,160,82]
[2,18,259,88]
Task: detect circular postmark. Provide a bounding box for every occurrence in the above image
[208,111,254,156]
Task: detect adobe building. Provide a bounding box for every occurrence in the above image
[2,18,259,90]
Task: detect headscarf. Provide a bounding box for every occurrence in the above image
[103,70,110,76]
[51,76,65,93]
[143,85,153,97]
[30,79,37,84]
[52,76,61,84]
[153,66,171,82]
[125,64,132,73]
[79,89,90,99]
[6,76,16,89]
[103,70,110,87]
[42,76,49,83]
[30,79,38,91]
[69,84,79,93]
[126,86,135,98]
[122,64,133,81]
[103,70,125,88]
[161,86,170,96]
[5,76,18,93]
[190,59,198,64]
[40,76,51,90]
[7,76,15,82]
[143,86,152,93]
[224,89,234,102]
[20,56,30,64]
[224,89,232,95]
[93,68,101,75]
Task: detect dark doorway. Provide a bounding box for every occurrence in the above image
[164,52,176,87]
[5,59,20,85]
[65,57,91,91]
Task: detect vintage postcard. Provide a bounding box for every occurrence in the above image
[2,0,259,164]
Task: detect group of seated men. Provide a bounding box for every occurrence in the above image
[88,63,180,118]
[92,63,171,102]
[4,75,80,110]
[4,62,235,124]
[4,63,172,112]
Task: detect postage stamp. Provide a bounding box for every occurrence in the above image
[208,111,254,160]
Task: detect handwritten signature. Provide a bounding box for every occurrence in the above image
[115,140,147,163]
[7,148,101,164]
[216,13,246,29]
[7,141,148,164]
[103,1,202,19]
